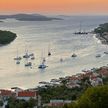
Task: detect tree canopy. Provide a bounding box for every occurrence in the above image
[0,30,16,45]
[65,85,108,108]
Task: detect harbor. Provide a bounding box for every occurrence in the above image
[0,16,108,89]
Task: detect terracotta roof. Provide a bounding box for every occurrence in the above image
[0,90,12,96]
[18,91,37,97]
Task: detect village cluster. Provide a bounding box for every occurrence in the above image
[0,65,108,107]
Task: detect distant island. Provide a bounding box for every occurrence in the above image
[0,13,62,21]
[94,23,108,44]
[0,30,17,45]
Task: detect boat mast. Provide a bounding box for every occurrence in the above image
[79,22,82,33]
[48,43,51,56]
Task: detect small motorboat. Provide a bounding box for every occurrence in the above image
[38,64,47,69]
[25,62,32,67]
[14,57,22,60]
[16,60,20,64]
[71,53,77,57]
[23,53,30,58]
[48,43,52,56]
[96,54,101,58]
[104,51,108,54]
[48,52,51,56]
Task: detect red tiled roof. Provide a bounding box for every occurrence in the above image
[18,91,37,97]
[0,90,12,96]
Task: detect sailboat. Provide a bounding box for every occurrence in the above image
[25,58,32,67]
[23,49,30,59]
[14,49,22,61]
[74,22,88,35]
[48,43,51,56]
[38,51,47,69]
[38,60,47,69]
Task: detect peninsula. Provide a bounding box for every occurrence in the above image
[94,23,108,45]
[0,13,62,21]
[0,30,17,45]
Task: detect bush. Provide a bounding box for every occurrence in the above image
[66,85,108,108]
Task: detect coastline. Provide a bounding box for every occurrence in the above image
[95,33,108,45]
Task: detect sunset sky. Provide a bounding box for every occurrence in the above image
[0,0,108,15]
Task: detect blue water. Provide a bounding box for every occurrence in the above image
[0,15,108,89]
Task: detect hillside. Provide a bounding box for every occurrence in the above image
[0,14,62,21]
[0,30,17,45]
[94,23,108,44]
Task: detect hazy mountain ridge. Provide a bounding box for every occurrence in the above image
[0,13,62,21]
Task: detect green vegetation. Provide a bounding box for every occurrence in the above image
[39,85,79,103]
[64,85,108,108]
[38,77,92,104]
[5,98,37,108]
[0,30,17,45]
[94,23,108,34]
[0,101,3,106]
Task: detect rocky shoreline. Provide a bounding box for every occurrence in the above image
[95,33,108,45]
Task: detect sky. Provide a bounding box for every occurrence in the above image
[0,0,108,15]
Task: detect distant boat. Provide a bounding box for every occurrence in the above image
[48,52,51,56]
[30,53,35,60]
[14,57,22,61]
[71,53,77,57]
[31,56,35,60]
[74,32,88,35]
[96,54,101,58]
[39,81,47,84]
[38,58,47,69]
[23,53,30,58]
[48,43,51,56]
[38,51,47,69]
[25,55,32,67]
[29,53,34,57]
[60,58,63,62]
[16,60,20,64]
[14,49,22,61]
[23,46,32,58]
[38,63,47,69]
[74,22,88,35]
[25,62,32,67]
[104,51,108,54]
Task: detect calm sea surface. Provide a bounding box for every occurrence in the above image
[0,15,108,89]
